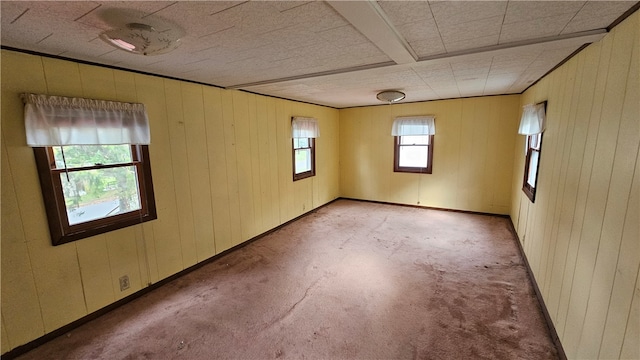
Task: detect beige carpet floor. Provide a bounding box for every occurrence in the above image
[16,199,558,359]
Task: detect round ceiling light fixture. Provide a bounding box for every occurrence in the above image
[100,22,184,56]
[376,90,406,103]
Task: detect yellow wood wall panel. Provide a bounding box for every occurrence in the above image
[163,80,197,267]
[266,97,282,226]
[510,12,639,359]
[2,49,340,351]
[180,82,216,261]
[1,51,88,334]
[1,317,9,354]
[540,61,578,297]
[255,95,273,231]
[563,28,625,358]
[339,96,518,213]
[232,91,257,240]
[134,74,182,280]
[105,227,143,300]
[576,20,638,357]
[546,51,597,320]
[75,236,115,312]
[555,42,607,337]
[112,69,139,103]
[599,146,639,359]
[202,87,233,254]
[276,100,293,222]
[1,141,44,348]
[599,34,639,357]
[220,90,243,247]
[78,64,117,100]
[41,58,82,96]
[619,267,640,360]
[247,94,265,235]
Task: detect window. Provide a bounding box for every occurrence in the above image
[21,93,155,245]
[293,137,315,180]
[522,133,542,202]
[291,116,319,181]
[394,134,434,173]
[392,115,435,174]
[33,145,157,245]
[518,101,546,202]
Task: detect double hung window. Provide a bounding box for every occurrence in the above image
[22,93,156,245]
[291,116,319,181]
[518,101,547,202]
[392,115,436,174]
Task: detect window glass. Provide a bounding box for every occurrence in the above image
[34,144,156,245]
[292,137,315,180]
[53,145,133,169]
[394,135,433,174]
[60,166,141,225]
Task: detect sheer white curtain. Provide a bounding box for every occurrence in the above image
[518,103,546,135]
[291,116,319,138]
[22,93,150,146]
[391,115,435,136]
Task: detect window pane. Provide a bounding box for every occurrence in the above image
[294,148,312,174]
[293,138,309,149]
[60,166,141,225]
[399,145,428,168]
[400,135,429,145]
[527,150,539,187]
[53,145,133,169]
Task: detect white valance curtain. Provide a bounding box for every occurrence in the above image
[518,103,546,135]
[391,115,435,136]
[291,116,320,138]
[22,93,150,146]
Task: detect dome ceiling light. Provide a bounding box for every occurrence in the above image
[376,90,406,103]
[100,22,183,56]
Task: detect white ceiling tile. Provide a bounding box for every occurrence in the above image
[561,1,636,34]
[503,1,585,24]
[444,34,500,53]
[0,1,633,108]
[396,19,440,43]
[377,1,433,26]
[430,1,507,26]
[409,38,447,58]
[439,15,503,47]
[499,13,576,44]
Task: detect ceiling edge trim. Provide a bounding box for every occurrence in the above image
[0,46,338,110]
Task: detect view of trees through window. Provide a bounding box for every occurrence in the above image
[52,145,141,225]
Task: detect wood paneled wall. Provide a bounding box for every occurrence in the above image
[339,96,520,214]
[510,12,638,359]
[0,50,339,353]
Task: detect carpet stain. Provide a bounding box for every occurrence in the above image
[15,200,559,360]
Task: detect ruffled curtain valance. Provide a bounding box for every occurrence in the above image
[22,93,150,146]
[291,116,320,138]
[391,115,435,136]
[518,102,546,135]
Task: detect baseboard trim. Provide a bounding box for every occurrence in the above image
[339,197,510,218]
[505,218,568,360]
[1,198,339,360]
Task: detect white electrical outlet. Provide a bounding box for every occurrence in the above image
[119,275,130,291]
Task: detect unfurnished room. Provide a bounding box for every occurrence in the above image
[1,1,638,359]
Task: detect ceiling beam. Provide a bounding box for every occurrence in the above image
[326,0,417,65]
[227,29,607,90]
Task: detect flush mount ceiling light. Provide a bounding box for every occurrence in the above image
[376,90,406,103]
[100,22,183,56]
